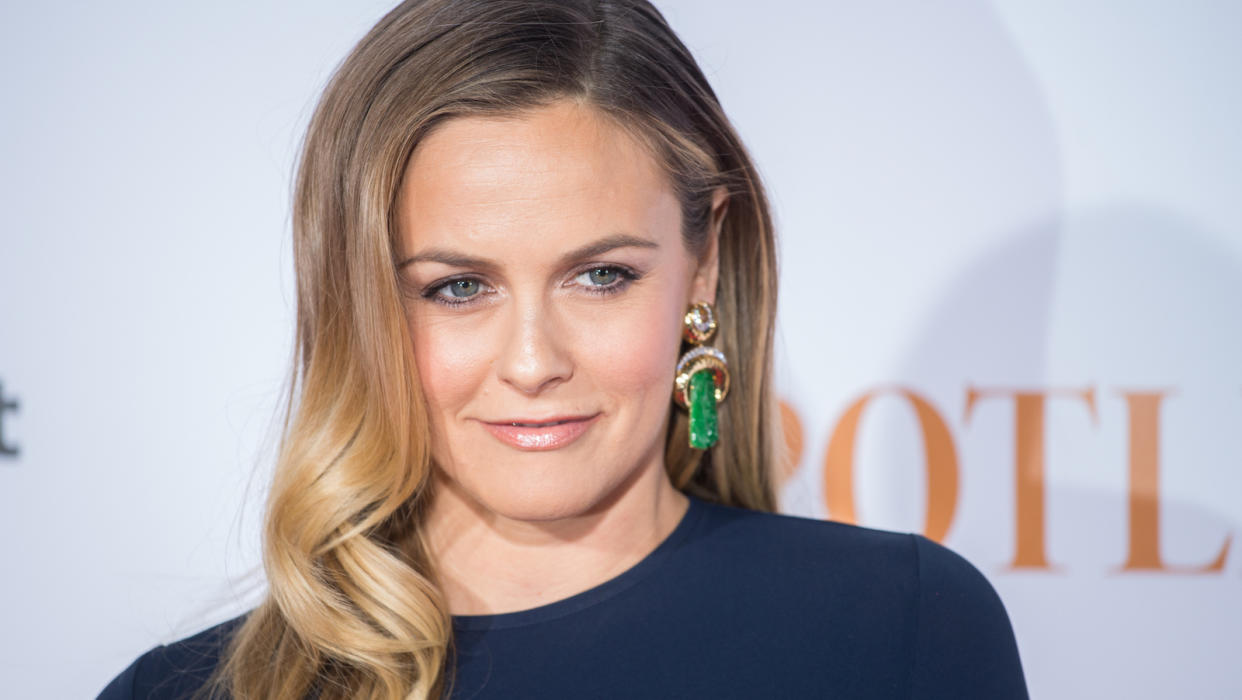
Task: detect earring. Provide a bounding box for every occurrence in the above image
[674,301,730,449]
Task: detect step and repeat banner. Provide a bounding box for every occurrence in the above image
[2,2,1239,697]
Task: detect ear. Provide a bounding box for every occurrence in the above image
[690,186,729,306]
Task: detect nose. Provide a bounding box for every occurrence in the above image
[494,297,574,396]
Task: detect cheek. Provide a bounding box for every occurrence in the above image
[577,292,685,404]
[409,316,490,416]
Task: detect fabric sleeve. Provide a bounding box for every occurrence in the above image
[908,533,1030,700]
[95,646,157,700]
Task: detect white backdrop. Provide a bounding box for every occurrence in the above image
[2,2,1239,697]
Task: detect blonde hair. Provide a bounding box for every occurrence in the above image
[202,1,779,697]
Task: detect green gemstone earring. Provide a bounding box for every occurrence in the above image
[673,301,730,449]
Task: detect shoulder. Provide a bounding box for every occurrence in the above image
[679,498,925,633]
[690,498,920,578]
[686,499,1029,696]
[908,535,1030,698]
[96,613,249,700]
[910,533,1011,620]
[691,499,1013,604]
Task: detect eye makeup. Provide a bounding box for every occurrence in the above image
[418,264,643,308]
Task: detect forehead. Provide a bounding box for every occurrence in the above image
[395,101,679,255]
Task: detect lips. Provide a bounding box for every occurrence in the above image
[480,414,600,451]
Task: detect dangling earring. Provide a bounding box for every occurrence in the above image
[674,301,730,449]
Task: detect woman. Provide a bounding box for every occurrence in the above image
[100,0,1029,698]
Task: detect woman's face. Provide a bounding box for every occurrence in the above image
[394,100,721,522]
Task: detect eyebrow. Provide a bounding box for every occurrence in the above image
[397,232,659,271]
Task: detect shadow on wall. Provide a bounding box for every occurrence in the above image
[891,204,1242,573]
[768,0,1063,529]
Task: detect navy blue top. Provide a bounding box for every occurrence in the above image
[98,493,1029,699]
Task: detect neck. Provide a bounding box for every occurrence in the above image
[422,457,690,617]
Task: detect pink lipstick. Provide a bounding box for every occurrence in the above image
[480,414,600,451]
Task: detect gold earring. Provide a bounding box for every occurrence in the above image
[674,301,729,449]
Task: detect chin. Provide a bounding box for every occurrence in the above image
[481,479,604,522]
[461,463,631,524]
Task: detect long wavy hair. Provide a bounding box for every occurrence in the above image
[201,0,779,697]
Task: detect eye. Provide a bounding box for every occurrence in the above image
[578,267,620,287]
[424,277,488,306]
[570,265,638,295]
[443,279,480,298]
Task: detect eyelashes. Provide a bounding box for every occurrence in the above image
[418,264,642,308]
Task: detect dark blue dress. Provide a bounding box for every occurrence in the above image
[98,492,1029,699]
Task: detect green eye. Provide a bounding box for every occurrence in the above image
[586,267,618,285]
[571,265,637,296]
[426,278,484,305]
[446,279,479,297]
